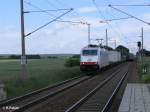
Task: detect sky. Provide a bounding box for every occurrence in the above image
[0,0,150,54]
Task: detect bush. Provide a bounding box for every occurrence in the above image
[65,57,80,67]
[9,55,20,59]
[27,55,41,59]
[8,55,41,59]
[48,56,57,59]
[72,55,80,58]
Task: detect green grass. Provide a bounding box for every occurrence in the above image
[141,57,150,83]
[0,58,81,98]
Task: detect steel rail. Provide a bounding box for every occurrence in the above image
[0,75,85,108]
[65,69,121,112]
[13,75,93,112]
[1,64,124,112]
[101,70,129,112]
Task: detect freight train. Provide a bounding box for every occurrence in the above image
[80,44,130,71]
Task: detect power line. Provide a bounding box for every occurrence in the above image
[92,0,108,23]
[99,17,133,23]
[92,0,126,42]
[109,4,150,25]
[45,0,58,9]
[24,1,57,17]
[52,0,86,22]
[25,9,73,37]
[45,0,84,22]
[24,9,72,13]
[104,0,129,43]
[24,1,85,25]
[45,0,85,24]
[110,4,150,6]
[107,0,139,44]
[55,20,84,24]
[106,6,128,42]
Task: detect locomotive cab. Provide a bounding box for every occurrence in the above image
[80,48,99,71]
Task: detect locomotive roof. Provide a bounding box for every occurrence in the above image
[82,46,106,51]
[82,44,114,51]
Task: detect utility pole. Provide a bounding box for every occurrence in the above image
[109,39,116,48]
[141,27,143,56]
[137,41,141,62]
[141,27,144,71]
[106,29,108,47]
[114,40,116,48]
[139,28,144,60]
[114,40,117,49]
[87,24,91,45]
[95,38,104,46]
[20,0,27,80]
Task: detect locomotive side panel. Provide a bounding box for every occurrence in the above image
[108,51,121,63]
[99,50,109,68]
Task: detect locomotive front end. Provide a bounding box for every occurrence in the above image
[80,48,99,71]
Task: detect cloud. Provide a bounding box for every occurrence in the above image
[0,16,105,54]
[77,6,108,14]
[1,11,150,54]
[125,0,149,4]
[142,13,150,22]
[0,28,20,54]
[105,17,150,53]
[77,7,97,13]
[25,22,88,54]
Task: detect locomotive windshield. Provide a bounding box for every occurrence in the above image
[82,50,97,55]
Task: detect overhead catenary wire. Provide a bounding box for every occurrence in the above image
[24,1,87,34]
[105,0,139,45]
[25,0,91,46]
[45,0,85,23]
[92,0,125,43]
[99,17,133,23]
[52,0,87,22]
[45,0,59,9]
[54,20,86,24]
[106,5,129,43]
[25,8,73,37]
[47,0,135,47]
[92,0,109,23]
[104,0,132,41]
[24,1,86,26]
[107,2,130,41]
[24,9,73,13]
[45,0,86,23]
[24,0,70,37]
[24,1,62,17]
[109,4,150,6]
[109,4,150,26]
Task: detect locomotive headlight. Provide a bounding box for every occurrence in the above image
[81,62,84,65]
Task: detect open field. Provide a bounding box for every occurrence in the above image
[0,58,81,98]
[141,57,150,82]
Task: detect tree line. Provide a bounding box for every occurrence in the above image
[9,55,41,59]
[137,49,150,56]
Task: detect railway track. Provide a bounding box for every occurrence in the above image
[0,62,128,112]
[12,63,126,112]
[0,74,93,112]
[66,64,130,112]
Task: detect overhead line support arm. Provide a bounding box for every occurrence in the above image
[25,8,73,37]
[108,5,150,26]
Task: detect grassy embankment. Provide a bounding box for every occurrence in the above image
[0,58,81,98]
[141,57,150,82]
